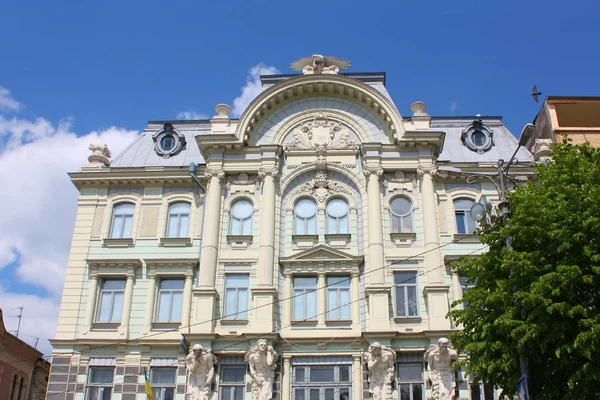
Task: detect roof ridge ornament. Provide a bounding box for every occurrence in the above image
[290,54,351,75]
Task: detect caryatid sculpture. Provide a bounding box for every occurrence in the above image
[185,344,217,400]
[425,338,459,400]
[245,339,278,400]
[364,342,397,400]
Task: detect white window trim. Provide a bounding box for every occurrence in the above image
[393,270,420,318]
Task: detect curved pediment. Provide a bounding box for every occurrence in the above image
[237,74,405,147]
[282,113,360,152]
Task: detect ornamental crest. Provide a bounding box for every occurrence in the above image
[291,171,350,203]
[383,171,417,188]
[284,114,358,152]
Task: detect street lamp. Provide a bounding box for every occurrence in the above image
[467,123,537,399]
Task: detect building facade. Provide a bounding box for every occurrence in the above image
[47,65,533,400]
[0,309,50,400]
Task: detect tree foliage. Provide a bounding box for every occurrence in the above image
[448,139,600,399]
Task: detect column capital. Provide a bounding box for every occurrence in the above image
[417,165,438,177]
[363,166,384,177]
[205,168,226,182]
[258,167,279,182]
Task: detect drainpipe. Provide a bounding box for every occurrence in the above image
[189,162,207,286]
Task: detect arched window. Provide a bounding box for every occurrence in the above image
[230,199,253,236]
[109,203,134,238]
[9,375,16,400]
[390,197,413,233]
[326,198,349,234]
[294,198,317,235]
[16,377,24,400]
[166,202,190,238]
[454,198,477,234]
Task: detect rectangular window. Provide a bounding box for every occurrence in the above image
[219,365,246,400]
[96,279,125,323]
[459,276,477,309]
[166,202,190,238]
[470,382,494,400]
[110,203,134,238]
[396,362,424,400]
[86,367,114,400]
[292,363,352,400]
[151,368,177,400]
[293,276,317,321]
[156,279,184,322]
[326,276,350,320]
[224,274,249,320]
[394,272,419,317]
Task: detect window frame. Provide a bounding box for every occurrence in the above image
[293,276,318,321]
[155,278,185,323]
[389,196,414,233]
[218,364,247,400]
[294,198,318,235]
[150,367,177,400]
[166,202,191,238]
[326,276,351,320]
[292,364,352,400]
[223,274,250,320]
[396,361,424,400]
[325,198,349,234]
[86,367,115,400]
[394,271,419,318]
[229,199,254,236]
[109,202,135,239]
[95,278,126,323]
[453,198,478,234]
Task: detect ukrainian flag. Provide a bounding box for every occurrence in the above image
[144,369,155,400]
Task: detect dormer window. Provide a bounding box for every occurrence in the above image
[153,123,186,158]
[461,120,494,153]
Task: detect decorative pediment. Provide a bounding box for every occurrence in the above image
[280,245,363,266]
[283,114,358,152]
[290,172,351,203]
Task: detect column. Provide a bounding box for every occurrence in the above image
[193,168,224,334]
[418,165,451,330]
[283,273,293,328]
[353,355,363,400]
[351,272,360,328]
[118,268,135,336]
[451,272,462,308]
[317,272,326,327]
[142,273,157,334]
[180,271,193,333]
[282,356,292,400]
[198,168,225,288]
[363,166,390,330]
[82,273,98,335]
[256,168,278,287]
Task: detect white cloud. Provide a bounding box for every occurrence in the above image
[176,110,208,120]
[232,63,280,117]
[0,90,139,357]
[0,86,21,112]
[450,101,459,114]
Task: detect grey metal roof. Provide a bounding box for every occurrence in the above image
[433,118,533,163]
[109,122,208,168]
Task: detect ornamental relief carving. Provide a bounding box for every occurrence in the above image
[417,165,438,177]
[283,114,359,152]
[383,171,417,188]
[226,173,259,189]
[290,171,351,203]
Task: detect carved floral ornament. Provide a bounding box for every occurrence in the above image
[417,165,438,177]
[226,173,259,189]
[291,171,351,203]
[204,168,226,182]
[382,171,418,188]
[283,114,359,152]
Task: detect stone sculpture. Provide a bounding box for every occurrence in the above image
[290,54,351,75]
[185,344,217,400]
[364,342,396,400]
[245,339,278,400]
[425,338,459,400]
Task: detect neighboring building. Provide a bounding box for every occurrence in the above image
[0,309,50,400]
[527,96,600,159]
[47,60,534,400]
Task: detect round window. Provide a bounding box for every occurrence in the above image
[160,134,176,151]
[390,197,412,216]
[326,198,348,218]
[231,199,253,219]
[295,198,317,218]
[472,131,486,147]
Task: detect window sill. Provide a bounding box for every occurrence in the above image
[324,233,351,248]
[292,234,319,249]
[291,319,318,327]
[220,318,249,325]
[159,237,192,247]
[102,238,135,247]
[152,322,181,330]
[226,235,253,250]
[393,316,422,323]
[390,232,416,247]
[452,233,480,243]
[91,322,120,331]
[325,319,353,327]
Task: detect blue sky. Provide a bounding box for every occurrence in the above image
[0,0,598,356]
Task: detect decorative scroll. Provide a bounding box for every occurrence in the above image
[284,114,358,152]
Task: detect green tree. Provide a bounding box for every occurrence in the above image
[448,139,600,399]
